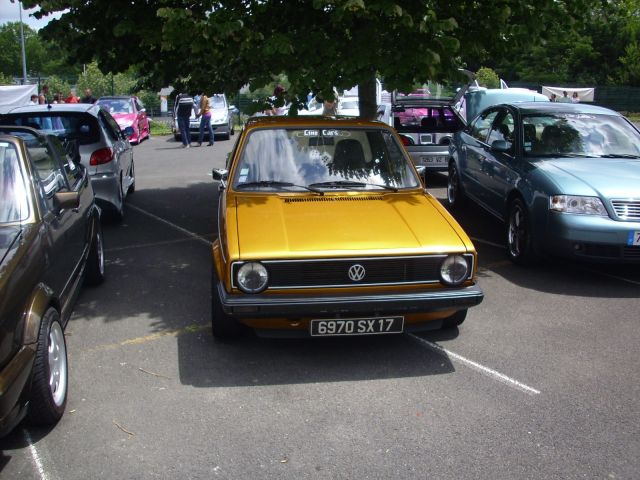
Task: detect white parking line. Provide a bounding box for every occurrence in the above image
[408,334,541,395]
[127,204,212,247]
[24,429,49,480]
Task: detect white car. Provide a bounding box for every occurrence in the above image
[173,93,235,141]
[337,97,359,116]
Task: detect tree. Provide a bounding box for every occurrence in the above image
[475,68,500,89]
[25,1,593,118]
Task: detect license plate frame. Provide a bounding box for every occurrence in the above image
[419,155,447,165]
[310,316,404,337]
[628,231,640,246]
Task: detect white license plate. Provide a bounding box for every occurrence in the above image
[310,317,404,336]
[628,231,640,246]
[419,155,447,165]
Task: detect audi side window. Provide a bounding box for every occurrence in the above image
[470,110,499,143]
[487,111,515,153]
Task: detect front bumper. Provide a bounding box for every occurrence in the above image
[217,282,484,318]
[542,212,640,262]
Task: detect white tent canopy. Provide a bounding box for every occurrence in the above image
[542,86,595,102]
[0,84,38,108]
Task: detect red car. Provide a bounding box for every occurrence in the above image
[96,96,150,144]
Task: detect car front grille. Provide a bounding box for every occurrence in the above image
[611,200,640,221]
[231,254,474,290]
[580,243,640,259]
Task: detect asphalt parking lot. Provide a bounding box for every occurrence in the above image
[1,133,639,479]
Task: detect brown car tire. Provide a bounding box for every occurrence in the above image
[28,308,68,425]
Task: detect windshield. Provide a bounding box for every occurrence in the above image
[232,128,420,191]
[97,99,134,114]
[523,113,640,157]
[211,95,226,109]
[340,100,359,110]
[0,141,29,223]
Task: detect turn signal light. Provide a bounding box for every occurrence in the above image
[90,147,114,165]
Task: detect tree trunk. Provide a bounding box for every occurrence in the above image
[358,74,378,120]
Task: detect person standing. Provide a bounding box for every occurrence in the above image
[197,94,215,147]
[558,91,572,103]
[174,92,197,148]
[571,91,580,103]
[322,97,338,115]
[65,90,79,103]
[81,88,96,103]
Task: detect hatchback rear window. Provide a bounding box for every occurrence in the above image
[1,113,101,145]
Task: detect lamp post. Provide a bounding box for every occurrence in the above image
[18,1,28,84]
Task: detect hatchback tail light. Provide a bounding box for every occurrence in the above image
[399,134,414,146]
[90,147,114,165]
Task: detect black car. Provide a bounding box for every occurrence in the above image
[0,126,104,437]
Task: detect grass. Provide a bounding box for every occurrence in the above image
[623,112,640,122]
[150,119,173,136]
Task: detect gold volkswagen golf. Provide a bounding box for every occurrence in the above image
[211,116,483,339]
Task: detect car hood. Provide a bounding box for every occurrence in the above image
[0,225,21,269]
[112,112,137,125]
[233,193,470,258]
[538,157,640,198]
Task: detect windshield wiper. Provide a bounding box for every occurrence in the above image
[598,153,640,159]
[307,180,398,192]
[236,180,323,194]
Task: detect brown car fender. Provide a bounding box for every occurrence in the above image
[22,283,56,346]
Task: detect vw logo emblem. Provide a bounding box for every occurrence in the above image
[348,264,366,282]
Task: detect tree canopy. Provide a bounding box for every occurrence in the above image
[23,0,597,115]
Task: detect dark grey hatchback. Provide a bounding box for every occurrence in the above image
[0,126,104,437]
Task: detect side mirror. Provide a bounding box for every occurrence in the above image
[123,126,134,137]
[415,165,426,176]
[212,168,228,187]
[140,107,146,113]
[53,191,80,212]
[491,140,511,153]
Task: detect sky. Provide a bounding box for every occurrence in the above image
[0,2,64,31]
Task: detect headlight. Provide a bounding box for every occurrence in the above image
[440,255,469,286]
[549,195,608,216]
[212,116,226,124]
[236,262,268,293]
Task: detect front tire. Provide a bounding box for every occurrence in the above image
[442,309,467,329]
[211,268,244,339]
[28,308,68,425]
[506,197,536,265]
[447,161,466,209]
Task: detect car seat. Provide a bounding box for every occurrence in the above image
[540,125,565,153]
[332,139,366,171]
[420,116,438,130]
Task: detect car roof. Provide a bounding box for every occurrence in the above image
[97,96,134,101]
[3,103,99,115]
[499,101,621,116]
[244,115,389,130]
[0,125,44,137]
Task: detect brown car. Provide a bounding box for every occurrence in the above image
[0,126,104,437]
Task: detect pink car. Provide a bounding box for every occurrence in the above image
[96,96,150,144]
